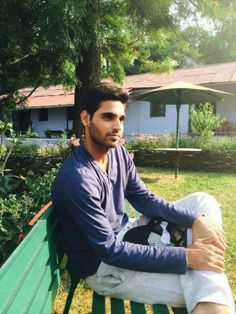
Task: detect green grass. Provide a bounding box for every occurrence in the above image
[53,168,236,313]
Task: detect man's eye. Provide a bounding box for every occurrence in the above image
[104,115,112,120]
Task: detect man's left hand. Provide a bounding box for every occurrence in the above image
[192,216,226,251]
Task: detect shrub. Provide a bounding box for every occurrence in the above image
[0,194,35,263]
[190,103,223,138]
[125,134,236,152]
[0,166,59,264]
[125,134,175,151]
[27,166,59,209]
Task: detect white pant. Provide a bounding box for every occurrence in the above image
[86,192,235,313]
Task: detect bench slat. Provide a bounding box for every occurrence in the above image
[0,220,58,308]
[153,304,170,313]
[172,307,188,314]
[92,292,105,314]
[110,298,125,314]
[0,206,63,314]
[130,301,146,313]
[27,267,60,314]
[0,207,56,281]
[5,235,60,313]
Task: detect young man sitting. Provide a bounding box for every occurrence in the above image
[52,83,235,313]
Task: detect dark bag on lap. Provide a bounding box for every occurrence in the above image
[123,218,187,247]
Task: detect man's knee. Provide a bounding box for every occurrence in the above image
[190,191,218,204]
[192,302,233,314]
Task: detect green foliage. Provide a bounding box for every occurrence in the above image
[0,120,27,197]
[181,2,236,64]
[0,174,25,198]
[0,194,35,263]
[2,0,231,116]
[15,143,41,155]
[125,134,175,151]
[126,134,236,152]
[23,128,38,138]
[0,165,59,264]
[190,103,223,138]
[27,167,58,209]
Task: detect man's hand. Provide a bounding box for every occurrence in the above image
[186,236,225,272]
[192,216,226,251]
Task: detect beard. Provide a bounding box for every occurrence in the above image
[88,122,122,149]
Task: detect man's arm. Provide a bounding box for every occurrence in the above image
[125,152,200,228]
[124,150,226,272]
[60,169,187,274]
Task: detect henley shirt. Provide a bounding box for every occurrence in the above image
[51,144,198,279]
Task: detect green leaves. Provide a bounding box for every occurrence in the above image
[0,174,26,198]
[190,103,224,139]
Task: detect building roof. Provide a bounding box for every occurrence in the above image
[23,61,236,109]
[21,85,74,109]
[124,61,236,90]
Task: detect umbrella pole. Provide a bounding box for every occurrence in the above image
[175,102,181,149]
[175,101,181,178]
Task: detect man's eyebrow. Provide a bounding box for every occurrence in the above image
[100,112,126,119]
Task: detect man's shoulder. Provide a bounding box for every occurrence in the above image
[64,154,93,175]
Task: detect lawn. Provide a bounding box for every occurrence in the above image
[53,167,236,314]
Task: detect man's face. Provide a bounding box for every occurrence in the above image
[84,100,126,149]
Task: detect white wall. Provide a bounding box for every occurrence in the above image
[124,101,189,137]
[208,83,236,123]
[31,108,73,137]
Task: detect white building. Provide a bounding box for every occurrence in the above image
[14,61,236,137]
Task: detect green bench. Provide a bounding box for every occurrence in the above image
[0,202,187,314]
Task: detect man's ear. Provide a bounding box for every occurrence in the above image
[80,110,91,127]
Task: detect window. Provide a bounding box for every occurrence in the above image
[38,109,48,121]
[150,102,166,117]
[66,107,74,121]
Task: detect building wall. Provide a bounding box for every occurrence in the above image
[124,100,189,137]
[29,82,236,138]
[31,107,73,137]
[206,83,236,123]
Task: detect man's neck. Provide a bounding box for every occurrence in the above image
[84,140,109,172]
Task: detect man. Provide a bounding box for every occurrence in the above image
[51,83,235,313]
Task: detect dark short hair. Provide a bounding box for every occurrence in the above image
[80,82,129,118]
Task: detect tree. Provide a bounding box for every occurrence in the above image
[179,1,236,64]
[1,0,233,136]
[0,0,82,119]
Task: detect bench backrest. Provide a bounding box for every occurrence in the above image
[0,205,63,314]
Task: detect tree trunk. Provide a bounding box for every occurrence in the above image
[73,43,101,139]
[73,1,101,139]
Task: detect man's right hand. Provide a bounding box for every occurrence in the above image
[186,236,225,273]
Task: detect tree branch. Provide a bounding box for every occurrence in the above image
[10,53,31,65]
[107,36,143,46]
[16,83,41,105]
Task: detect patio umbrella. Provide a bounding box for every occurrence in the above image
[133,81,232,149]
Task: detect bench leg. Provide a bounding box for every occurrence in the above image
[63,280,79,314]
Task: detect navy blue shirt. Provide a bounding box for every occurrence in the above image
[51,144,198,279]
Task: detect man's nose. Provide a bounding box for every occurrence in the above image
[113,119,123,131]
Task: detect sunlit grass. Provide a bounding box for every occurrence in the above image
[53,168,236,313]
